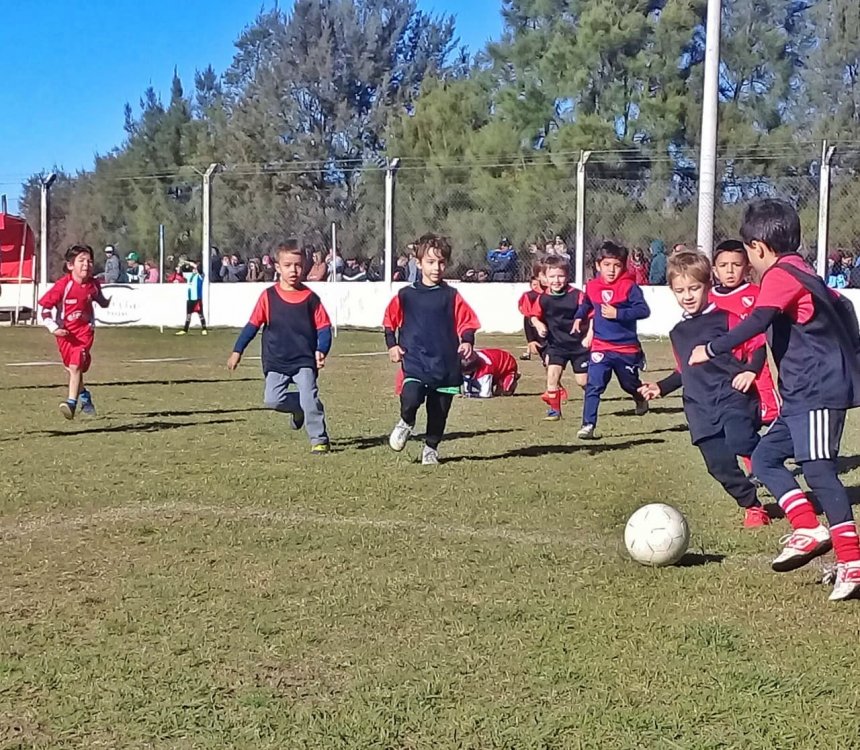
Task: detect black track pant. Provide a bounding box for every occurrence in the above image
[401,380,454,450]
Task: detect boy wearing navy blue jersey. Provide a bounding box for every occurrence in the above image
[572,242,651,439]
[690,200,860,601]
[384,234,480,465]
[640,252,770,528]
[228,241,332,454]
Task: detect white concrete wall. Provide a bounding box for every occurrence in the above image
[12,280,860,337]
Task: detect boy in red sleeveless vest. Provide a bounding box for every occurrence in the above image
[228,241,332,454]
[38,244,111,419]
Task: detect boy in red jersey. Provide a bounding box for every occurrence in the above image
[38,245,111,419]
[529,255,590,421]
[461,348,520,397]
[572,242,650,439]
[227,241,332,454]
[384,233,480,465]
[709,240,780,425]
[690,200,860,601]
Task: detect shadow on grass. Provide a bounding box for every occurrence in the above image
[9,377,258,391]
[625,423,689,437]
[675,552,727,567]
[445,437,665,462]
[11,418,241,441]
[340,428,520,451]
[130,408,264,418]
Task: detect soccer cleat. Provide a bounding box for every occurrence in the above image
[634,397,649,416]
[201,330,208,336]
[289,411,305,431]
[577,424,597,440]
[772,525,832,572]
[79,390,96,416]
[175,330,187,336]
[519,352,531,361]
[743,506,771,528]
[829,562,860,601]
[543,409,561,422]
[59,400,77,420]
[389,419,413,451]
[422,445,439,465]
[310,443,330,455]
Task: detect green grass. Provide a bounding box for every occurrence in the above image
[1,327,860,749]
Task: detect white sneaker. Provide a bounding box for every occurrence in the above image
[389,419,413,452]
[577,424,597,440]
[829,561,860,601]
[422,445,439,465]
[771,525,832,572]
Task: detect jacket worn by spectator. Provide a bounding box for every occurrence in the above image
[648,240,667,285]
[487,244,517,282]
[103,253,124,284]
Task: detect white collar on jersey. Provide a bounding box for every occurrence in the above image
[682,302,717,320]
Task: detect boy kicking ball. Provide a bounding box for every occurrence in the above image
[227,240,332,454]
[383,233,479,465]
[639,251,771,529]
[38,244,111,419]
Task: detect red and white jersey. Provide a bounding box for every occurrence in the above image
[465,348,519,397]
[38,276,105,340]
[709,283,759,321]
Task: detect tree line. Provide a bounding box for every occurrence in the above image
[21,0,860,278]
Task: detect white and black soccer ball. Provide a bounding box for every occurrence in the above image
[624,503,690,567]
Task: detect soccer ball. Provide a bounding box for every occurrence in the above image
[624,503,690,567]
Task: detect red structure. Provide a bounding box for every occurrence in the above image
[0,211,35,282]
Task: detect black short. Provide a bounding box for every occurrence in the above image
[186,299,203,315]
[545,348,589,373]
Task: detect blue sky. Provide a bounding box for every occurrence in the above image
[0,0,503,211]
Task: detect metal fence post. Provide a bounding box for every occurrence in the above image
[575,151,591,288]
[201,163,220,323]
[816,141,836,279]
[384,158,401,285]
[39,172,57,285]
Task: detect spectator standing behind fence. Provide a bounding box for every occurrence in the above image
[221,254,246,282]
[827,253,848,289]
[549,235,571,260]
[648,240,667,285]
[246,258,264,282]
[143,261,160,283]
[487,237,518,282]
[261,255,276,282]
[326,251,344,281]
[306,250,328,281]
[210,247,222,282]
[628,247,650,285]
[342,257,367,281]
[99,245,125,283]
[126,253,145,283]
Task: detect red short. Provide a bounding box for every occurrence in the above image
[187,299,203,315]
[57,336,92,373]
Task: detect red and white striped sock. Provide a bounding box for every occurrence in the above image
[779,489,819,530]
[831,521,860,564]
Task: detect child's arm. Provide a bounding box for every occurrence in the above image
[383,294,404,363]
[612,284,650,321]
[94,280,111,308]
[572,291,593,333]
[641,346,683,399]
[227,294,267,369]
[313,300,333,368]
[454,292,480,357]
[37,280,67,337]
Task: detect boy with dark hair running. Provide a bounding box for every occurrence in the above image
[528,255,590,421]
[709,239,779,425]
[228,241,332,454]
[640,252,771,528]
[39,244,111,419]
[572,241,650,439]
[384,234,480,465]
[690,199,860,601]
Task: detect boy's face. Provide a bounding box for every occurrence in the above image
[597,257,624,283]
[713,251,748,288]
[68,252,93,282]
[545,266,568,292]
[538,270,548,288]
[276,251,304,286]
[671,273,709,316]
[418,249,447,284]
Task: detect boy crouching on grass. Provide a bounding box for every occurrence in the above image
[227,240,332,454]
[384,233,480,465]
[39,244,111,419]
[639,252,771,529]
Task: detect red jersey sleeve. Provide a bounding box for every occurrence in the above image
[383,293,403,331]
[248,291,270,327]
[727,311,767,363]
[38,278,65,315]
[518,292,538,317]
[756,268,806,312]
[453,292,480,337]
[313,299,331,330]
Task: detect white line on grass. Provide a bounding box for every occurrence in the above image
[125,358,193,363]
[5,361,60,367]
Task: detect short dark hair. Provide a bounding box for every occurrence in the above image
[740,199,801,255]
[416,233,452,262]
[596,241,628,264]
[65,244,93,263]
[543,255,570,273]
[275,239,302,262]
[713,239,747,263]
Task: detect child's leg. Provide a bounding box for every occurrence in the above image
[544,363,564,413]
[67,366,83,402]
[571,353,589,391]
[425,391,454,449]
[263,372,301,416]
[610,352,644,398]
[197,311,208,332]
[294,368,329,445]
[582,354,612,427]
[697,433,761,509]
[400,379,427,428]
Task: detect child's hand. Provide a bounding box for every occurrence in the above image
[388,345,405,363]
[227,352,242,370]
[601,303,618,319]
[571,319,582,334]
[688,345,710,365]
[458,342,473,359]
[638,383,661,401]
[581,328,593,350]
[732,371,756,393]
[527,341,541,356]
[53,328,69,338]
[315,351,326,369]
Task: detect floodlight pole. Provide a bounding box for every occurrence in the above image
[201,163,220,323]
[39,173,57,285]
[696,0,722,258]
[575,150,591,288]
[384,158,401,285]
[816,141,837,278]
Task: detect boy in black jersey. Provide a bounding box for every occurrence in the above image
[529,255,591,421]
[639,252,770,528]
[383,234,480,465]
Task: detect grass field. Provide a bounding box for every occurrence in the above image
[2,326,860,749]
